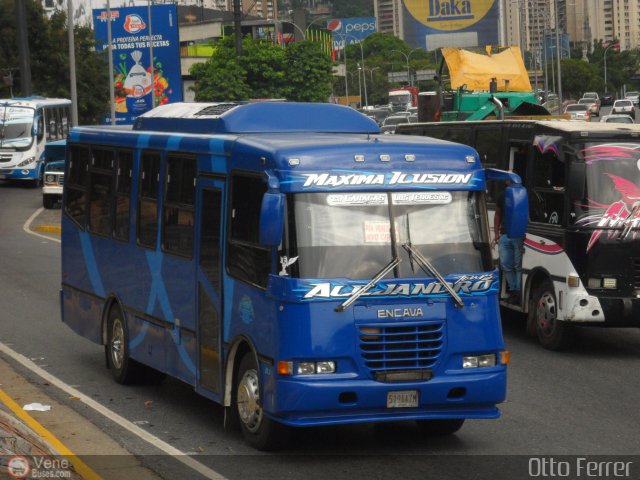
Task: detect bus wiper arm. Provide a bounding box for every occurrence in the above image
[335,257,401,313]
[402,243,464,308]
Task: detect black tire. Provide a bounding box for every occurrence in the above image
[106,307,145,384]
[236,354,289,450]
[416,419,465,436]
[530,280,573,350]
[42,194,55,209]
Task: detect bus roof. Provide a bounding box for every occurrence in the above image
[0,97,72,109]
[408,119,640,139]
[133,102,381,134]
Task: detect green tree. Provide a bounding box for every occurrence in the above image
[559,58,601,99]
[191,35,333,102]
[333,33,436,106]
[283,41,333,101]
[0,0,109,124]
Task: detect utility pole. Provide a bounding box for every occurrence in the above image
[15,0,32,96]
[554,0,563,105]
[67,0,78,125]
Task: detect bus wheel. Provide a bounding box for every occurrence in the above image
[236,354,288,450]
[106,308,143,384]
[416,419,465,436]
[530,280,573,350]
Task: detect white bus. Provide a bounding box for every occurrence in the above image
[0,97,72,185]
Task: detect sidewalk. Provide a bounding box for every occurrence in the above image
[0,356,162,479]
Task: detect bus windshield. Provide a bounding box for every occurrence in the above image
[290,191,492,280]
[0,106,34,149]
[573,142,640,228]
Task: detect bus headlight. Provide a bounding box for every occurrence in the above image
[17,156,36,167]
[297,361,336,375]
[602,278,617,289]
[463,354,497,368]
[45,175,56,184]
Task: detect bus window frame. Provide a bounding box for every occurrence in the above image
[136,150,163,250]
[161,152,197,259]
[226,170,272,290]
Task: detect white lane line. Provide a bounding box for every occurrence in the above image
[0,342,227,480]
[23,207,61,244]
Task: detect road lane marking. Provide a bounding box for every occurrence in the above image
[33,225,62,234]
[23,207,61,244]
[0,387,101,480]
[0,342,226,480]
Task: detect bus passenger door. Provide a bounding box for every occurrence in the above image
[196,179,225,395]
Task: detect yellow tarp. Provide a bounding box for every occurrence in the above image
[442,47,532,92]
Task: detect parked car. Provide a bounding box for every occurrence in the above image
[578,98,600,117]
[601,92,616,106]
[624,91,640,105]
[600,114,634,124]
[612,99,635,119]
[564,103,591,121]
[380,114,415,134]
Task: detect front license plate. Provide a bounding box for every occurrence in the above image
[387,390,419,408]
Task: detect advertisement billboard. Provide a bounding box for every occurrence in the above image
[327,17,377,50]
[401,0,500,51]
[93,4,182,124]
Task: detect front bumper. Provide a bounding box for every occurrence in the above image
[264,368,506,427]
[0,167,38,180]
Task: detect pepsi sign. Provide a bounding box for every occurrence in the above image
[327,17,377,50]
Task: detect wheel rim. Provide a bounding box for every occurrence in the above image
[237,368,262,433]
[110,318,125,369]
[536,291,557,338]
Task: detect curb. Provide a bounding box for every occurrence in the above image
[0,407,58,457]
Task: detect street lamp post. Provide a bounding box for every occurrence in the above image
[603,42,617,91]
[553,0,563,106]
[390,48,421,87]
[335,33,367,108]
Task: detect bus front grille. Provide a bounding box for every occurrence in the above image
[633,258,640,289]
[358,322,444,379]
[0,155,12,163]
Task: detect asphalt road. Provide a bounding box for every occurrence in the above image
[1,181,639,480]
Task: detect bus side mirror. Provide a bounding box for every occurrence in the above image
[259,191,285,246]
[505,184,529,238]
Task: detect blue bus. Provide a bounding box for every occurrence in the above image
[60,102,527,450]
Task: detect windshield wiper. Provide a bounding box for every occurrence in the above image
[402,243,464,308]
[335,257,401,312]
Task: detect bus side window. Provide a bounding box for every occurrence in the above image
[530,148,565,225]
[48,108,58,141]
[227,174,271,288]
[65,145,90,228]
[137,151,161,249]
[114,150,133,242]
[162,154,196,257]
[475,127,502,202]
[474,127,500,169]
[88,148,115,237]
